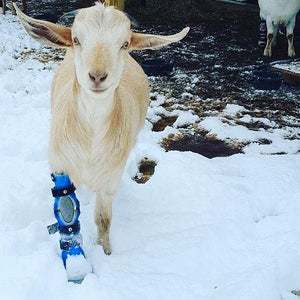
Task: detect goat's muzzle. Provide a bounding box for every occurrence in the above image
[89,70,108,85]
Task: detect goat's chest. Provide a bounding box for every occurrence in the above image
[50,95,127,186]
[73,100,113,180]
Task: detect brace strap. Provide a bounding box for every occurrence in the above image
[51,183,76,198]
[60,238,80,251]
[47,221,80,235]
[59,221,80,235]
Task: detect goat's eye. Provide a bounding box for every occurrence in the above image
[121,41,129,50]
[73,37,80,46]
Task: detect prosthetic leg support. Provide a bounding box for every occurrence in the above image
[48,173,91,283]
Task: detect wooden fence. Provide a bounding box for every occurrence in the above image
[2,0,27,14]
[1,0,147,15]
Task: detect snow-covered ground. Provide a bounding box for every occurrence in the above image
[1,13,300,300]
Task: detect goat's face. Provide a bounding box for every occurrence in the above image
[72,6,131,95]
[14,2,189,97]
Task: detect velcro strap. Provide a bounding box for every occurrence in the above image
[47,222,59,235]
[59,222,80,235]
[51,183,76,198]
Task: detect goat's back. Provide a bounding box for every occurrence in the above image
[259,0,300,20]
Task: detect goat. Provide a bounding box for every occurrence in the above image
[14,2,189,255]
[258,0,300,57]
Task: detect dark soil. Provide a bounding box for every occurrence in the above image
[12,0,95,22]
[152,115,178,132]
[128,1,300,157]
[163,134,243,158]
[14,0,300,159]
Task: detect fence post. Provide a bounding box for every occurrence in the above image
[11,0,16,15]
[105,0,124,11]
[2,0,6,14]
[22,0,27,13]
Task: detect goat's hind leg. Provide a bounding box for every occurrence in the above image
[264,18,276,57]
[286,17,296,57]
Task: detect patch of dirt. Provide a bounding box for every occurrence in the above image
[16,0,299,157]
[129,1,300,125]
[162,133,244,159]
[19,48,66,63]
[152,115,178,132]
[257,138,272,145]
[235,120,271,131]
[129,1,300,156]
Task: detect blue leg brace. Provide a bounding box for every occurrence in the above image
[48,173,86,274]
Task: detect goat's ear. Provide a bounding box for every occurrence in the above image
[130,27,190,50]
[13,3,72,48]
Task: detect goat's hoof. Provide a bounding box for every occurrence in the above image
[97,237,112,255]
[103,247,112,255]
[288,51,295,58]
[101,242,111,255]
[263,50,272,57]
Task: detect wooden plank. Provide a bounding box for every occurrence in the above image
[271,61,300,76]
[271,63,300,85]
[271,66,300,77]
[106,0,125,11]
[282,73,300,85]
[215,0,259,11]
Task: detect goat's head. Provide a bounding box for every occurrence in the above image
[14,2,189,97]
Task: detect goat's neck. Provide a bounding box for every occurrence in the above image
[77,86,115,129]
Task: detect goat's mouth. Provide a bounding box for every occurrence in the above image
[90,83,113,94]
[90,87,109,93]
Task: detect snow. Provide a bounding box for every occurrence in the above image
[1,13,300,300]
[199,108,299,154]
[65,253,92,282]
[173,110,200,128]
[223,103,246,116]
[272,61,300,75]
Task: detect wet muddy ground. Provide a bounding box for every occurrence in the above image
[132,9,299,158]
[13,0,300,165]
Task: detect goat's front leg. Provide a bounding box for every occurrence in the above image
[50,173,91,282]
[286,17,296,58]
[92,165,124,255]
[264,18,277,57]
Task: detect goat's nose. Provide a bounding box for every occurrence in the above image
[89,70,108,84]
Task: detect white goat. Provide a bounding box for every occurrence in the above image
[14,3,189,255]
[258,0,300,57]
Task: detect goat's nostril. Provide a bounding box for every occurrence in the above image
[89,71,108,84]
[100,73,108,82]
[89,73,96,82]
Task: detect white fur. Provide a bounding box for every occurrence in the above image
[14,2,189,255]
[258,0,300,57]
